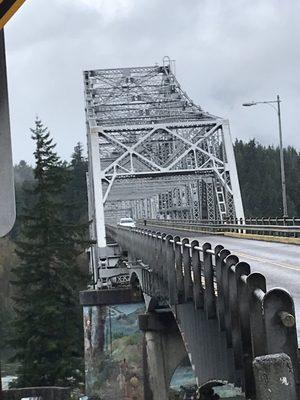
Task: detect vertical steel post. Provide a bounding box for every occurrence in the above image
[222,121,245,221]
[89,130,106,249]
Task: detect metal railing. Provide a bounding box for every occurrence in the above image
[106,225,300,398]
[145,217,300,225]
[140,218,300,238]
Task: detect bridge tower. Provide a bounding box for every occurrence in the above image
[84,58,244,284]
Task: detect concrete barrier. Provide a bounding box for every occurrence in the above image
[253,353,297,400]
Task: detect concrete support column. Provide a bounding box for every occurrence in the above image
[80,288,144,398]
[83,305,107,397]
[253,353,297,400]
[139,311,188,400]
[144,330,169,400]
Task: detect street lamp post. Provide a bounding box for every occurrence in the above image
[242,95,288,217]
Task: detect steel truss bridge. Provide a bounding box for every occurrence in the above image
[84,58,244,268]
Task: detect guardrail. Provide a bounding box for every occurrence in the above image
[140,219,300,238]
[106,225,300,399]
[245,217,300,225]
[149,217,300,225]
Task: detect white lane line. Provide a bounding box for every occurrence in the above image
[233,251,300,272]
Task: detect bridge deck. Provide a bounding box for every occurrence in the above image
[148,225,300,338]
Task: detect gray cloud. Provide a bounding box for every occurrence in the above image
[5,0,300,163]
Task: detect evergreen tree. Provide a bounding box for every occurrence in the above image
[10,119,89,387]
[0,238,17,361]
[64,142,88,224]
[10,161,35,240]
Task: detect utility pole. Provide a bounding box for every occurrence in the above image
[243,95,288,217]
[277,95,288,217]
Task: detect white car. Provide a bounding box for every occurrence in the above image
[118,217,136,228]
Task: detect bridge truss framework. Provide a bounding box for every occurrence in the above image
[84,58,244,273]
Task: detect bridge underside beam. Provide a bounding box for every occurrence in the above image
[80,286,143,306]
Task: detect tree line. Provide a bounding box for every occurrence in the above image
[12,138,300,226]
[235,139,300,217]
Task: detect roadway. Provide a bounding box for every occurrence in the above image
[144,225,300,338]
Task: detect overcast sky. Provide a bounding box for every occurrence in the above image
[5,0,300,164]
